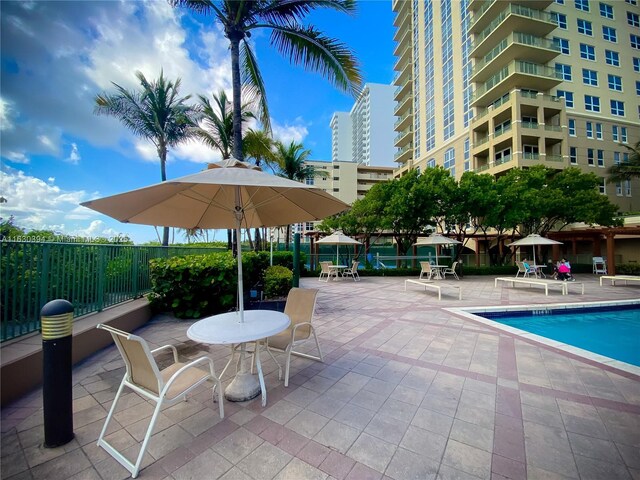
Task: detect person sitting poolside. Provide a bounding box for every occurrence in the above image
[557,258,574,281]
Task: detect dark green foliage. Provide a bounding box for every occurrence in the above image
[264,266,293,299]
[149,252,237,319]
[616,263,640,275]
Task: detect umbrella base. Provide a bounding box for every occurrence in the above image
[224,372,261,402]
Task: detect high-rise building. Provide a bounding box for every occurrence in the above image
[392,0,640,211]
[331,83,396,167]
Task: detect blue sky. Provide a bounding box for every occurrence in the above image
[0,1,395,244]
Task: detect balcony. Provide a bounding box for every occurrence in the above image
[393,28,410,54]
[395,111,412,130]
[394,79,412,100]
[395,143,413,164]
[394,45,412,71]
[394,127,413,148]
[471,61,562,108]
[394,94,412,116]
[469,0,552,33]
[521,121,539,130]
[471,32,560,83]
[470,4,557,58]
[393,0,411,27]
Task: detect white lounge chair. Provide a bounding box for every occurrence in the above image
[419,261,435,280]
[342,260,360,281]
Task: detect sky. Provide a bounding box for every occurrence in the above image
[0,0,396,244]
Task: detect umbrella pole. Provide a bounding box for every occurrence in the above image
[336,245,339,264]
[236,218,244,322]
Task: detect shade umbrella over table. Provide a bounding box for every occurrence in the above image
[506,234,563,266]
[316,231,361,264]
[414,234,462,265]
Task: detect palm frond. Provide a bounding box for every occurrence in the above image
[267,24,362,96]
[256,0,356,26]
[241,41,271,132]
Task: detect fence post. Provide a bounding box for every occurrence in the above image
[39,243,51,321]
[97,247,105,311]
[132,247,139,298]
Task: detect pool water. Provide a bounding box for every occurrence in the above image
[480,305,640,366]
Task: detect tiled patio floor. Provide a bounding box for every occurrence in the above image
[2,275,639,480]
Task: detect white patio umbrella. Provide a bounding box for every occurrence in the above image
[506,234,563,266]
[81,159,350,321]
[414,234,462,265]
[316,231,361,264]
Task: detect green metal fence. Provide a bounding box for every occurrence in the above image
[0,242,224,342]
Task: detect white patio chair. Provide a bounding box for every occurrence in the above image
[442,261,460,280]
[266,288,322,387]
[95,324,223,478]
[318,261,335,282]
[515,261,536,278]
[342,260,360,281]
[593,257,607,275]
[419,261,434,280]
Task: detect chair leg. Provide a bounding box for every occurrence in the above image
[265,342,282,380]
[254,342,267,407]
[132,400,164,478]
[284,345,293,387]
[311,328,324,362]
[97,380,125,447]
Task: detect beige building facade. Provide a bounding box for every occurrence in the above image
[392,0,640,212]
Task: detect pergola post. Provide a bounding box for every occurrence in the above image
[475,238,480,267]
[606,232,615,276]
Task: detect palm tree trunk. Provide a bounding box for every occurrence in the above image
[229,35,244,161]
[227,229,233,251]
[159,144,170,246]
[254,228,262,251]
[246,228,254,250]
[285,225,291,251]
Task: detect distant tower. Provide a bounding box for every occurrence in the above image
[330,112,352,163]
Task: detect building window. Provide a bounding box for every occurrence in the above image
[610,100,625,116]
[627,0,638,5]
[523,145,539,159]
[305,177,314,185]
[632,34,640,49]
[427,158,435,168]
[555,37,570,54]
[596,123,603,140]
[569,118,576,136]
[622,127,628,143]
[616,182,623,196]
[599,2,614,18]
[444,148,455,177]
[557,90,574,107]
[577,19,593,35]
[464,138,470,172]
[575,0,590,11]
[588,148,595,165]
[635,58,640,71]
[605,50,620,66]
[555,63,572,81]
[585,95,600,111]
[597,149,604,167]
[637,80,640,95]
[332,176,339,181]
[599,178,606,194]
[625,180,632,197]
[629,11,640,27]
[614,151,621,164]
[556,0,564,3]
[586,121,594,138]
[495,148,511,165]
[582,69,598,86]
[607,74,622,91]
[552,12,568,29]
[579,43,595,60]
[612,125,619,141]
[570,147,578,164]
[602,26,617,42]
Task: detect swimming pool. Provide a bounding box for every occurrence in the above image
[449,300,640,374]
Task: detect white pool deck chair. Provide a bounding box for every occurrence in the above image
[96,324,223,478]
[593,257,607,275]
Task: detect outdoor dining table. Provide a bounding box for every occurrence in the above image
[328,265,348,279]
[430,264,448,279]
[532,265,547,278]
[186,310,290,407]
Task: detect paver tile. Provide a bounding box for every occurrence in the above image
[213,427,264,464]
[274,457,328,480]
[237,442,292,480]
[346,432,396,473]
[172,449,232,480]
[442,439,492,479]
[385,446,438,480]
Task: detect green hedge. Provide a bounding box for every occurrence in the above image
[616,263,640,275]
[264,266,293,299]
[148,250,302,319]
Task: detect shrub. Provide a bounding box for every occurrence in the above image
[616,263,640,275]
[263,265,293,299]
[149,252,237,319]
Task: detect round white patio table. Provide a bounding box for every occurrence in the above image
[328,265,348,280]
[187,310,290,407]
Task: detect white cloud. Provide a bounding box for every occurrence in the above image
[65,143,81,164]
[5,151,29,164]
[1,1,231,164]
[271,119,309,145]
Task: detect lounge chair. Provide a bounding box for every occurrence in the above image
[515,261,536,278]
[419,261,435,280]
[593,256,607,275]
[265,288,322,387]
[95,324,223,478]
[442,261,460,280]
[342,260,360,281]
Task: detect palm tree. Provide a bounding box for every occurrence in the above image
[274,140,323,248]
[170,0,362,160]
[193,90,255,160]
[94,70,196,246]
[607,141,640,183]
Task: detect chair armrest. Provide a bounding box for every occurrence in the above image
[151,344,179,363]
[291,322,315,336]
[161,356,215,396]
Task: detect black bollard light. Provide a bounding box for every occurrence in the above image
[41,299,75,447]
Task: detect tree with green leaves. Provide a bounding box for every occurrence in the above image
[94,70,196,246]
[170,0,362,160]
[607,141,640,184]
